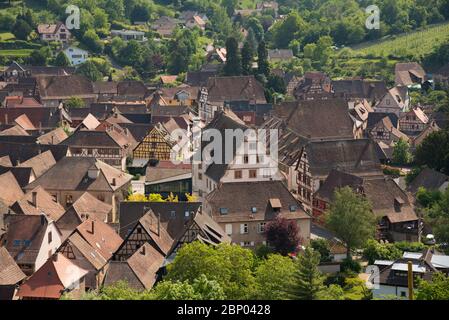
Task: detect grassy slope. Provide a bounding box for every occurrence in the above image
[352,22,449,58]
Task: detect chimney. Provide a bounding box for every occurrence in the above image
[112,178,116,186]
[31,191,38,207]
[53,254,58,262]
[157,213,161,236]
[140,245,146,255]
[5,114,8,124]
[89,220,95,234]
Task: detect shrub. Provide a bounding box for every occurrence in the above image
[340,258,361,274]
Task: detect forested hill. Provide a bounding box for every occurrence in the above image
[0,0,448,83]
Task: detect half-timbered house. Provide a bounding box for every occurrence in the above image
[398,107,429,136]
[132,123,177,162]
[114,210,174,261]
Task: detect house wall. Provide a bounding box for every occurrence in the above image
[373,285,408,299]
[35,222,62,273]
[63,48,88,66]
[46,185,129,222]
[214,217,310,249]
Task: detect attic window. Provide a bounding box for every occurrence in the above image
[185,211,190,217]
[289,205,297,212]
[170,210,176,219]
[219,208,228,215]
[23,240,31,247]
[251,207,257,213]
[13,240,21,247]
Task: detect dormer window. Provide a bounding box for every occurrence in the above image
[219,208,228,215]
[289,205,297,212]
[251,207,257,213]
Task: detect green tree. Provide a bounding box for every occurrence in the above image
[317,284,345,300]
[325,187,376,259]
[362,239,402,265]
[54,51,70,66]
[167,28,198,74]
[392,138,412,165]
[254,254,296,299]
[415,130,449,174]
[288,247,325,300]
[241,41,253,75]
[130,3,151,23]
[166,242,255,299]
[209,6,233,44]
[416,272,449,300]
[65,97,85,109]
[222,0,237,17]
[76,60,103,81]
[271,11,306,48]
[12,19,32,40]
[223,37,241,76]
[104,0,125,21]
[28,48,50,66]
[257,40,269,77]
[310,239,332,263]
[149,280,199,300]
[83,29,104,54]
[424,188,449,244]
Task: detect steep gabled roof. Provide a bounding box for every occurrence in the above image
[75,218,123,261]
[37,127,68,145]
[37,75,94,99]
[11,186,65,221]
[17,253,88,299]
[206,181,310,223]
[138,211,175,256]
[17,150,56,177]
[408,168,449,194]
[0,247,26,286]
[302,139,382,177]
[24,157,132,192]
[0,171,24,206]
[206,76,266,104]
[5,215,52,265]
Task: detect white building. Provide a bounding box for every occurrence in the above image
[63,46,89,66]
